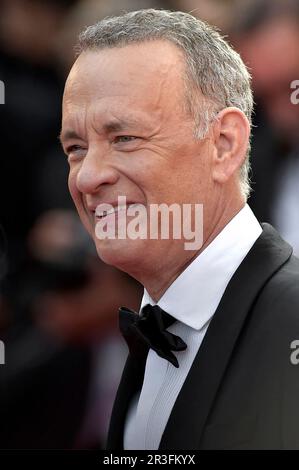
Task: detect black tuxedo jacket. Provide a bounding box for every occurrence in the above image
[107,224,299,450]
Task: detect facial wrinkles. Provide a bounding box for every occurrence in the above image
[64,45,187,142]
[63,53,197,205]
[63,92,88,146]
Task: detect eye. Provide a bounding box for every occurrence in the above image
[66,144,82,153]
[65,144,87,161]
[113,135,138,143]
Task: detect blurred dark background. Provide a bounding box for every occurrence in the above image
[0,0,298,449]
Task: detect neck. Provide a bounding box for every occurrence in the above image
[142,198,246,302]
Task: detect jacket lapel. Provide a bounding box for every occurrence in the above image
[106,344,149,449]
[159,224,293,449]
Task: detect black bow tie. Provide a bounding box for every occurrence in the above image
[119,304,187,368]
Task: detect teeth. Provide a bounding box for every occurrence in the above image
[96,204,137,218]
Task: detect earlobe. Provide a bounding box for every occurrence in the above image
[211,107,250,184]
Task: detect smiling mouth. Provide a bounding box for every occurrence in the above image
[94,203,144,220]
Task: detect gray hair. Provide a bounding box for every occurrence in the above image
[77,9,253,199]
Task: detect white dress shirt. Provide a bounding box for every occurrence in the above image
[124,204,262,450]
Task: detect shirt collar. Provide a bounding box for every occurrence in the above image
[140,204,262,331]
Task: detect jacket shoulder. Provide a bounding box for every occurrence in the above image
[254,253,299,327]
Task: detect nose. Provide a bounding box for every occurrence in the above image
[75,146,119,194]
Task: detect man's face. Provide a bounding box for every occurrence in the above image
[61,41,217,280]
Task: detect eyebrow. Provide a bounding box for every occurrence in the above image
[103,119,136,133]
[59,129,81,145]
[59,116,146,145]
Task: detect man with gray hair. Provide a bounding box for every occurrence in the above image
[60,9,299,449]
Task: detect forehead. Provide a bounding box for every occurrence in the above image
[62,40,186,120]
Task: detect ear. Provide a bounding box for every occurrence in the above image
[211,107,250,184]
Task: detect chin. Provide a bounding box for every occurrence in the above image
[94,238,145,274]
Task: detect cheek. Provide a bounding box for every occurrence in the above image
[68,166,84,211]
[68,169,78,203]
[68,170,90,227]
